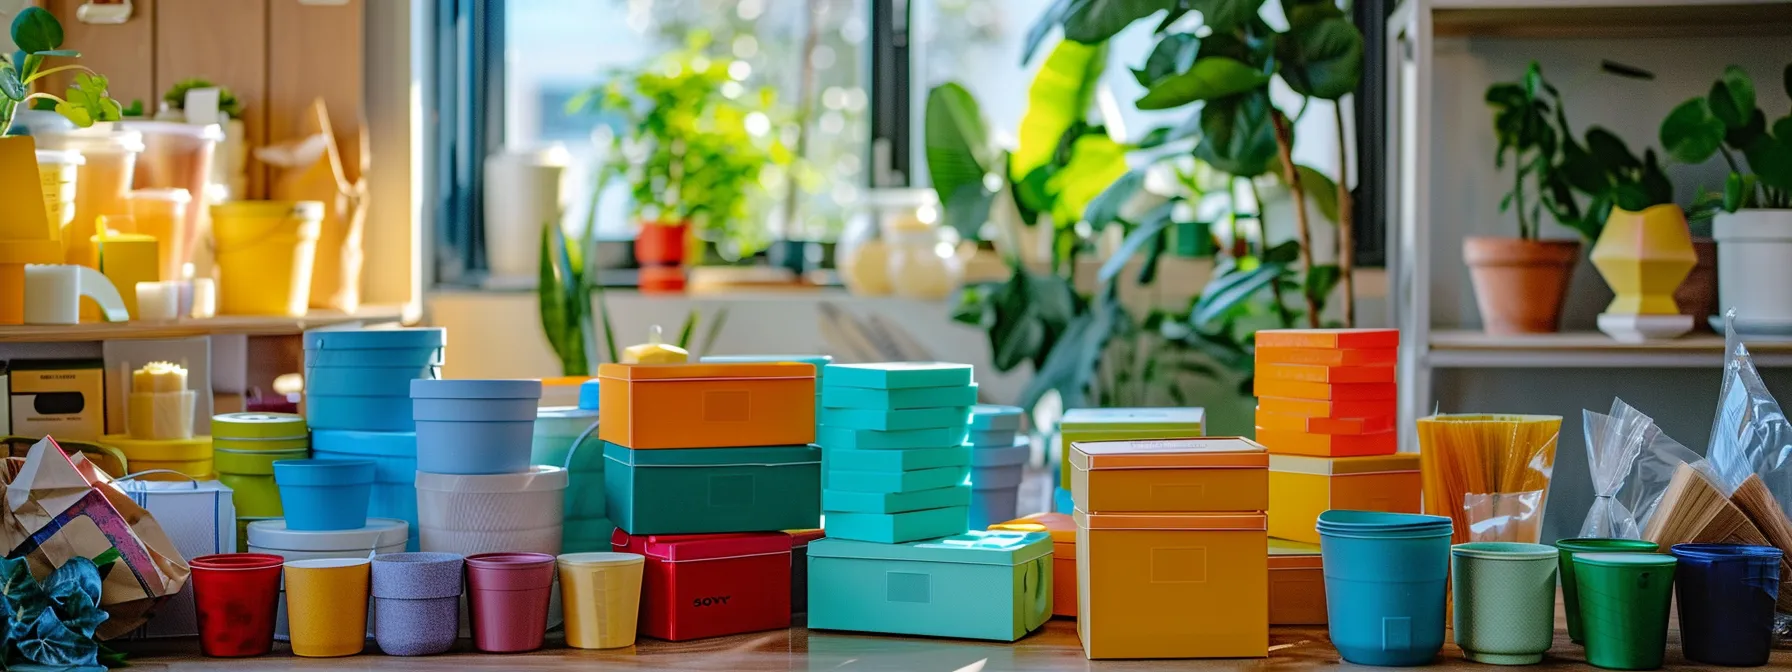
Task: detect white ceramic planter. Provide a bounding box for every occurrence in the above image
[483,146,569,279]
[1714,209,1792,326]
[415,466,567,555]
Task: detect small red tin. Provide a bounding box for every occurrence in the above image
[612,529,793,641]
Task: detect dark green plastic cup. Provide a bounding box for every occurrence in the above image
[1573,552,1676,670]
[1554,538,1659,643]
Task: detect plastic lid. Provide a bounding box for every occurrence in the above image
[38,125,144,153]
[578,378,601,410]
[598,361,816,381]
[809,530,1052,565]
[1573,552,1677,568]
[410,378,541,400]
[1270,452,1421,475]
[1075,511,1267,532]
[119,120,225,141]
[614,530,793,562]
[1555,537,1660,553]
[414,466,568,494]
[1452,542,1558,561]
[128,188,193,204]
[310,429,416,458]
[34,149,85,166]
[989,512,1075,545]
[212,412,308,440]
[1060,407,1206,430]
[1669,543,1783,562]
[1071,437,1266,471]
[305,327,447,351]
[247,517,409,552]
[557,552,645,568]
[1316,510,1452,531]
[969,405,1024,431]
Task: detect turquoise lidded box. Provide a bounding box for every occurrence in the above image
[821,406,971,431]
[822,383,979,410]
[827,466,968,494]
[807,530,1052,641]
[824,445,971,472]
[824,506,969,543]
[825,362,974,390]
[604,442,821,535]
[818,425,969,450]
[823,485,971,513]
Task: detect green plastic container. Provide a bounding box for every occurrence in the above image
[824,362,973,390]
[1451,542,1559,665]
[1573,552,1676,670]
[818,425,969,450]
[825,506,969,543]
[824,446,971,472]
[821,406,971,431]
[1056,407,1204,491]
[1555,538,1659,644]
[822,383,978,410]
[826,466,969,494]
[807,530,1051,641]
[603,442,820,535]
[824,485,971,514]
[214,447,308,517]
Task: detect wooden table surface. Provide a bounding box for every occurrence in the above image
[116,610,1787,671]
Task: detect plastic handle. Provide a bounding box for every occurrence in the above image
[116,469,200,488]
[561,420,602,471]
[1022,556,1050,631]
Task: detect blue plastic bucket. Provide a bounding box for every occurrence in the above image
[307,365,438,397]
[273,459,376,531]
[304,327,445,351]
[967,486,1019,529]
[969,440,1028,467]
[970,463,1022,489]
[411,397,539,422]
[415,420,535,475]
[306,394,414,431]
[1317,510,1453,667]
[1670,543,1782,666]
[305,347,443,368]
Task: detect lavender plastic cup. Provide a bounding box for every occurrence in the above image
[370,553,464,656]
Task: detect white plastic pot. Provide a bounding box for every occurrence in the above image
[415,466,567,556]
[1714,209,1792,326]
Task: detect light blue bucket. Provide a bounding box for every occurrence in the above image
[273,459,376,531]
[306,394,414,431]
[306,365,439,397]
[305,347,443,368]
[411,379,542,475]
[1317,510,1454,667]
[312,430,421,550]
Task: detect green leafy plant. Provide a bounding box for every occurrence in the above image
[0,7,122,135]
[1660,64,1792,211]
[0,552,127,669]
[162,77,243,119]
[566,32,790,256]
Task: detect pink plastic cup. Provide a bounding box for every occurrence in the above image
[464,552,556,653]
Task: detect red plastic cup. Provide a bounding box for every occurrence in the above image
[189,553,284,657]
[465,552,556,653]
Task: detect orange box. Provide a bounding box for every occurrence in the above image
[1255,328,1399,350]
[598,362,816,449]
[1259,362,1395,384]
[1258,396,1396,419]
[1070,438,1267,514]
[1256,429,1397,457]
[1255,408,1394,435]
[1268,453,1421,543]
[1268,538,1326,625]
[989,512,1077,618]
[1256,346,1396,366]
[1253,379,1396,401]
[1076,511,1267,659]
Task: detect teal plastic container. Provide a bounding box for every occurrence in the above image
[824,362,973,390]
[529,406,605,546]
[824,485,971,514]
[807,530,1051,641]
[821,406,971,431]
[824,506,969,543]
[826,466,969,494]
[822,383,979,410]
[818,425,969,450]
[1317,510,1454,667]
[824,446,970,472]
[604,443,821,535]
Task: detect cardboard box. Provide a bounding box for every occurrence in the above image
[9,358,105,440]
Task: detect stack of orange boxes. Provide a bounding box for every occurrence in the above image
[1252,328,1422,626]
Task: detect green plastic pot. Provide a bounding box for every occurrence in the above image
[1573,552,1676,670]
[1555,537,1659,644]
[1451,542,1559,665]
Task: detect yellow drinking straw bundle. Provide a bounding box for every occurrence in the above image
[1416,414,1561,544]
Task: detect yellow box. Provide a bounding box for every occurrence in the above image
[598,362,816,449]
[1069,437,1267,514]
[1055,407,1204,492]
[1268,452,1421,543]
[8,359,105,441]
[1075,511,1267,659]
[1268,538,1326,625]
[990,512,1077,618]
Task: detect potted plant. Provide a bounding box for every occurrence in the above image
[537,222,728,376]
[567,35,787,293]
[1661,64,1792,330]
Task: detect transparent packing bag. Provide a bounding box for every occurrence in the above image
[1708,312,1792,620]
[1579,399,1703,539]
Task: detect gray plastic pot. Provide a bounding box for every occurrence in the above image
[371,552,464,656]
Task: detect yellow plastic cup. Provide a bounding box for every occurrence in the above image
[283,557,371,657]
[211,200,323,317]
[556,552,645,649]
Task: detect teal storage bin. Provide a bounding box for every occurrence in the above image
[824,506,969,543]
[824,446,971,472]
[824,485,971,514]
[604,442,821,535]
[825,362,973,390]
[822,383,979,410]
[818,425,969,450]
[827,466,969,494]
[807,530,1052,640]
[822,406,971,431]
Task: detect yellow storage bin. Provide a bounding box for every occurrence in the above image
[100,434,214,480]
[1075,511,1267,659]
[1268,538,1326,625]
[597,362,816,449]
[1069,437,1267,514]
[1268,453,1421,544]
[989,512,1077,618]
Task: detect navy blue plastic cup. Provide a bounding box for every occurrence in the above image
[1670,543,1782,667]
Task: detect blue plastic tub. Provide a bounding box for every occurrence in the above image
[1316,510,1453,667]
[304,347,443,368]
[1670,543,1782,667]
[311,430,421,549]
[304,327,446,351]
[411,397,538,422]
[306,365,438,397]
[306,394,414,431]
[415,420,535,474]
[273,459,377,531]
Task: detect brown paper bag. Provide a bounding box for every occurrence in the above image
[0,437,191,640]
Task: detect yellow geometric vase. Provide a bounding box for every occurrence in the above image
[1592,204,1697,341]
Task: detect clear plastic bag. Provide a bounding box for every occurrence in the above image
[1707,311,1792,615]
[1418,413,1559,544]
[1580,399,1702,539]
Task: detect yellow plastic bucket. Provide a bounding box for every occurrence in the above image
[100,435,214,480]
[556,552,645,649]
[283,557,371,657]
[212,201,322,317]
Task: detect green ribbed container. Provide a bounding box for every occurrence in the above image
[1574,552,1676,671]
[603,442,820,535]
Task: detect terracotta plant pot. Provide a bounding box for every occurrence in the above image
[1677,238,1718,331]
[1463,237,1581,334]
[633,222,688,266]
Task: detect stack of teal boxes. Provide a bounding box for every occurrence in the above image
[302,327,445,551]
[818,363,976,543]
[966,405,1026,529]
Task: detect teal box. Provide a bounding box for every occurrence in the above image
[604,442,821,535]
[827,466,968,494]
[822,406,970,431]
[818,425,969,450]
[823,506,970,543]
[968,405,1023,431]
[823,383,978,410]
[823,485,971,514]
[806,530,1052,641]
[824,446,971,472]
[825,362,974,390]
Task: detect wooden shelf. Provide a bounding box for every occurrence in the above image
[1424,0,1792,37]
[0,306,408,344]
[1428,330,1792,368]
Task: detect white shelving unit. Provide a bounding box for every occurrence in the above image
[1386,0,1792,451]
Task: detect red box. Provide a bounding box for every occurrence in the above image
[612,530,793,641]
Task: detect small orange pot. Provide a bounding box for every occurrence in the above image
[634,222,688,266]
[1463,237,1581,334]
